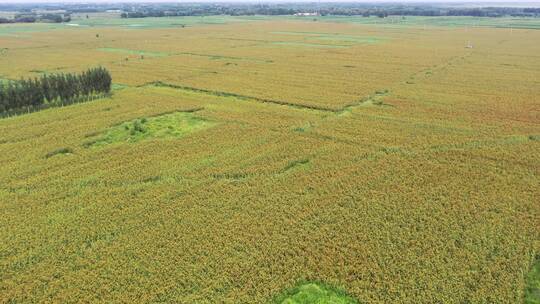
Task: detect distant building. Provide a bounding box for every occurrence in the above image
[294,12,320,17]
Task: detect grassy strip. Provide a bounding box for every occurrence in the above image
[525,255,540,304]
[274,282,358,304]
[338,89,390,116]
[282,159,310,172]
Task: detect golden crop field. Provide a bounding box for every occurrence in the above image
[0,16,539,303]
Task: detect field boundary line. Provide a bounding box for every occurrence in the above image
[144,81,340,113]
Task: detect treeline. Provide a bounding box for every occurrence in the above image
[313,6,540,18]
[1,3,539,20]
[0,13,70,24]
[121,6,297,18]
[0,67,111,115]
[118,4,540,18]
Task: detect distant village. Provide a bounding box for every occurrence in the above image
[293,12,320,17]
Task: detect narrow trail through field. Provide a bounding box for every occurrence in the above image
[404,51,474,85]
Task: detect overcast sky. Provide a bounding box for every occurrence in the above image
[1,0,539,4]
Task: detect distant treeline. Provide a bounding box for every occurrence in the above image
[1,3,539,20]
[0,67,111,116]
[121,6,297,18]
[0,13,70,24]
[118,4,540,18]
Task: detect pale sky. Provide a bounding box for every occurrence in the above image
[1,0,539,5]
[2,0,540,3]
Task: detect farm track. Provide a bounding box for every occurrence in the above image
[405,52,474,85]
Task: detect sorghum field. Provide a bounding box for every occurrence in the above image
[0,15,539,303]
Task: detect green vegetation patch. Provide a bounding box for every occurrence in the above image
[276,282,358,304]
[0,23,63,37]
[74,15,256,29]
[293,122,313,133]
[0,77,12,85]
[365,89,390,106]
[289,15,540,29]
[529,135,540,142]
[525,255,540,304]
[84,111,215,148]
[282,159,310,173]
[339,89,390,116]
[111,83,129,91]
[97,47,169,57]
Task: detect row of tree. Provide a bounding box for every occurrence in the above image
[0,13,70,24]
[2,3,540,18]
[0,67,111,114]
[118,4,540,18]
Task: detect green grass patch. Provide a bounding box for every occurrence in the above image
[0,23,62,37]
[529,135,540,142]
[74,15,257,29]
[282,159,310,172]
[525,255,540,304]
[112,83,129,91]
[0,77,12,85]
[1,17,229,36]
[293,122,313,133]
[288,15,540,29]
[84,111,215,148]
[339,89,390,116]
[275,282,358,304]
[97,47,169,57]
